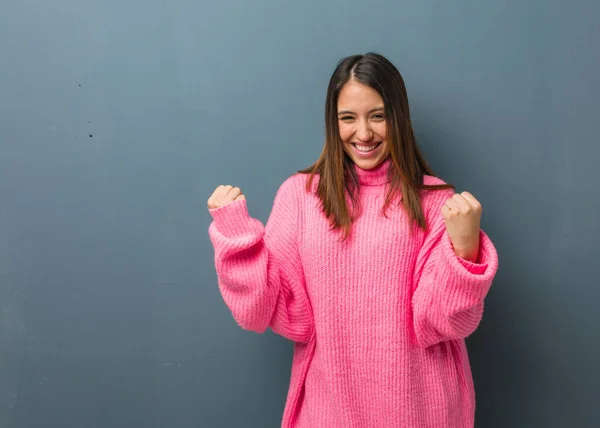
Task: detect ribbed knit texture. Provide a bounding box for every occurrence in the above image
[208,159,499,428]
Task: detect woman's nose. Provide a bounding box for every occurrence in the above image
[356,120,373,142]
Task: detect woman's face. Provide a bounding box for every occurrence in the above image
[337,80,389,170]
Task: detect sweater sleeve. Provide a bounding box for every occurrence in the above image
[411,195,499,348]
[208,177,314,343]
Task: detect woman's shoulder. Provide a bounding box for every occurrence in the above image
[278,171,318,195]
[278,172,310,190]
[420,175,455,215]
[273,172,315,202]
[422,174,449,187]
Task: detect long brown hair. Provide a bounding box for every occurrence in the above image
[299,52,453,238]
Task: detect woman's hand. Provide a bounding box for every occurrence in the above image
[441,191,482,262]
[207,185,245,210]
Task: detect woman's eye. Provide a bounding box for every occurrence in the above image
[372,114,385,120]
[340,116,354,121]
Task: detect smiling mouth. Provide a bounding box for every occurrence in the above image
[351,142,382,153]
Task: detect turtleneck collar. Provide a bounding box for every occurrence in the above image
[354,157,392,186]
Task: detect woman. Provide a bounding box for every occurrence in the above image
[207,53,499,428]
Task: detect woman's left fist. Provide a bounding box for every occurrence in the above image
[441,191,482,262]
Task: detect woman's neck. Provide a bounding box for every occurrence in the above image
[354,157,392,186]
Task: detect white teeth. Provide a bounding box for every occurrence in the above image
[354,143,380,152]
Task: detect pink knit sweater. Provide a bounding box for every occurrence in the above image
[208,159,499,427]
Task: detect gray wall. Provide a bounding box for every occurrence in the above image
[1,0,598,427]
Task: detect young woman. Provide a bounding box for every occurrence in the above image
[207,52,499,428]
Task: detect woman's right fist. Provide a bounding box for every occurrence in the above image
[207,185,245,210]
